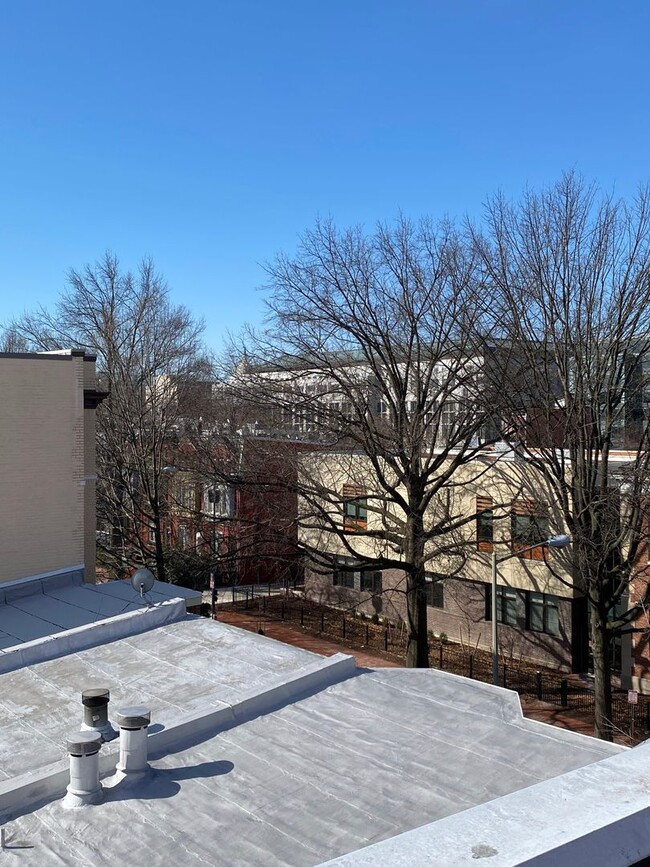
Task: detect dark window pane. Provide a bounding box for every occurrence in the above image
[511,512,549,551]
[499,587,525,627]
[343,497,368,531]
[529,592,545,632]
[333,556,358,589]
[361,571,382,594]
[425,575,444,608]
[545,596,560,636]
[477,511,493,542]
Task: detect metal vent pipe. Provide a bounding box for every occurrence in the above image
[81,688,117,741]
[115,706,151,776]
[62,731,103,808]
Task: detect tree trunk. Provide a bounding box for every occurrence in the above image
[591,607,613,741]
[404,511,429,668]
[152,511,167,584]
[405,572,429,667]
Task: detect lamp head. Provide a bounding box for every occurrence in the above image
[546,534,571,549]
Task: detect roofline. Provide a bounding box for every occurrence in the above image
[0,350,98,362]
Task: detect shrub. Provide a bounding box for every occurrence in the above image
[371,612,380,625]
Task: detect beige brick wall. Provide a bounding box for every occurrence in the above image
[83,357,97,582]
[0,352,96,584]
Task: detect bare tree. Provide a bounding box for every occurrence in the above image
[231,218,497,667]
[5,253,208,582]
[473,174,650,739]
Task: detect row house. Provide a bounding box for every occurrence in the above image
[160,434,305,587]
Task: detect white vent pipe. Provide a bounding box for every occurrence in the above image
[62,731,103,808]
[115,706,151,776]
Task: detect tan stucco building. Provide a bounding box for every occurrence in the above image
[302,450,582,672]
[0,350,105,586]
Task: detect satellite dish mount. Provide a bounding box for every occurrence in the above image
[131,567,155,599]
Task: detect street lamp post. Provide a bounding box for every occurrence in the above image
[491,534,571,686]
[208,483,219,618]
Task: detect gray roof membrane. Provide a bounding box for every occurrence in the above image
[0,572,201,649]
[0,615,319,781]
[0,623,621,867]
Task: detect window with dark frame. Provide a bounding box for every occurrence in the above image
[476,495,494,552]
[342,483,368,532]
[486,584,560,635]
[511,500,549,560]
[425,574,444,608]
[360,571,382,595]
[528,592,560,636]
[333,556,382,594]
[332,567,355,589]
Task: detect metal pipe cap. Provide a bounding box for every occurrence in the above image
[81,688,110,708]
[66,731,103,756]
[116,706,151,730]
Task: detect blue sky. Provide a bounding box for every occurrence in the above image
[1,1,649,350]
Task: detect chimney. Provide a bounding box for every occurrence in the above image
[115,706,151,777]
[62,731,103,808]
[81,688,117,742]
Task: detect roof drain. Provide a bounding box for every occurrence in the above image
[62,731,103,808]
[81,688,117,742]
[114,706,151,779]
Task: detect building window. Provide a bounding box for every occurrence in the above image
[476,496,494,552]
[528,592,560,636]
[342,484,368,531]
[333,556,358,589]
[439,397,469,444]
[333,556,381,594]
[486,585,526,628]
[440,399,460,443]
[332,565,355,589]
[360,571,382,595]
[425,574,444,608]
[177,482,195,510]
[511,500,549,559]
[486,585,560,635]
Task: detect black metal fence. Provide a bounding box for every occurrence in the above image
[221,591,650,741]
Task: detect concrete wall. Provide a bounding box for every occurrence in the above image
[0,351,98,585]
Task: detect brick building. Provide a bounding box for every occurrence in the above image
[162,434,306,586]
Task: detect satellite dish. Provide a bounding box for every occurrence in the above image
[131,567,155,598]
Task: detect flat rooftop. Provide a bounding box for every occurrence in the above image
[0,608,318,781]
[0,571,201,649]
[0,604,623,866]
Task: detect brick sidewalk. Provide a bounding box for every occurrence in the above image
[217,609,621,741]
[218,610,402,668]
